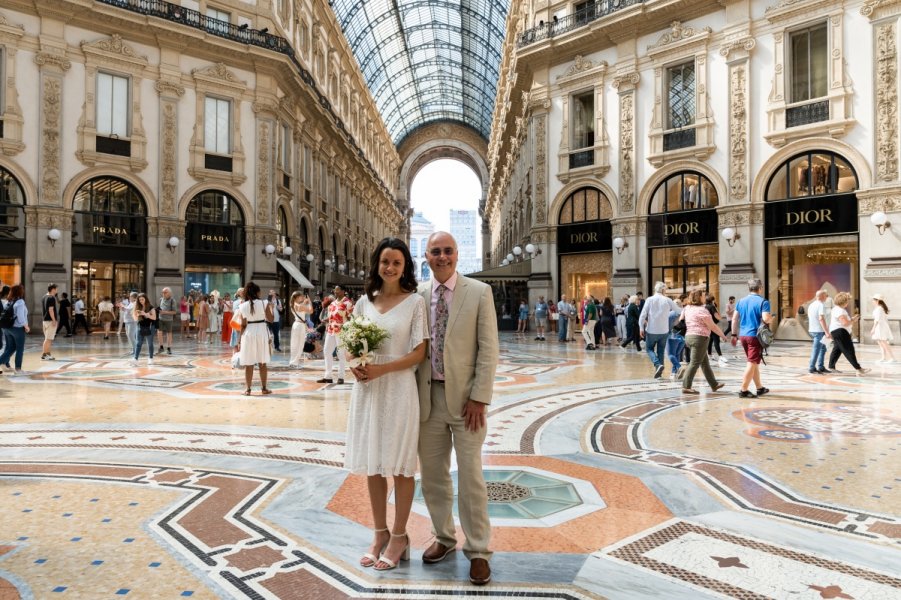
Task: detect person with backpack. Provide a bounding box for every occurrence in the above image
[0,284,30,375]
[730,279,772,398]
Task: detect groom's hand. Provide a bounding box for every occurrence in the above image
[462,400,487,432]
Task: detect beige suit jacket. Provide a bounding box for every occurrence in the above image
[416,275,499,420]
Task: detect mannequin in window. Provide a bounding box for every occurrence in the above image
[813,164,827,195]
[797,162,809,194]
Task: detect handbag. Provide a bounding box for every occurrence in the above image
[229,311,244,330]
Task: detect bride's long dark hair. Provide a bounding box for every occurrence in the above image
[365,238,417,301]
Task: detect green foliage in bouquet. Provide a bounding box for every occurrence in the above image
[338,316,391,364]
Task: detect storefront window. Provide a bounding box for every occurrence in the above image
[557,187,613,302]
[764,151,859,340]
[72,261,144,325]
[650,246,719,301]
[0,257,21,285]
[650,171,718,213]
[0,167,25,240]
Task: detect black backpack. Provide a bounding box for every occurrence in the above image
[0,301,16,329]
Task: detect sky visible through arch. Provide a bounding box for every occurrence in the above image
[410,159,482,256]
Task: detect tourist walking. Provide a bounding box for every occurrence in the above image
[730,279,773,398]
[0,285,29,374]
[179,296,190,337]
[615,295,628,341]
[131,294,157,366]
[346,238,428,572]
[318,285,354,384]
[207,291,221,342]
[267,289,284,351]
[723,296,736,338]
[122,292,138,350]
[41,284,59,359]
[196,294,210,343]
[807,290,831,374]
[516,299,529,334]
[582,295,598,350]
[534,296,548,340]
[72,296,90,336]
[871,293,896,363]
[97,296,116,340]
[679,290,727,394]
[599,297,617,345]
[667,293,688,379]
[548,300,558,334]
[221,293,233,343]
[557,295,575,342]
[289,290,312,368]
[638,283,677,379]
[827,292,870,375]
[705,295,726,364]
[230,288,244,348]
[117,295,127,335]
[56,292,72,337]
[235,282,274,395]
[621,295,643,351]
[156,287,177,354]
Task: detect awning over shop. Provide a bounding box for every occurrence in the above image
[276,258,314,288]
[325,271,364,288]
[467,260,532,282]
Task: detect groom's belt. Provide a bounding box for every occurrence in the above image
[431,379,445,385]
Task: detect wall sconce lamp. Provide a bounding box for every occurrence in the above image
[282,245,293,258]
[721,227,741,247]
[612,236,629,254]
[262,243,276,258]
[166,236,180,253]
[501,259,509,266]
[871,211,892,235]
[525,243,542,257]
[48,228,62,247]
[338,263,347,273]
[358,269,366,278]
[512,245,523,258]
[305,253,315,262]
[506,253,514,263]
[323,258,333,269]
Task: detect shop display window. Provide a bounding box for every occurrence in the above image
[766,152,857,201]
[650,171,718,213]
[649,245,719,301]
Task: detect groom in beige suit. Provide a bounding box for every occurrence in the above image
[416,231,499,586]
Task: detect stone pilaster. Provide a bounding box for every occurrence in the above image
[155,80,184,218]
[612,71,640,215]
[875,20,899,183]
[34,50,70,206]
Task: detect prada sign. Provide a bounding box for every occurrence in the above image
[187,223,244,254]
[558,220,612,254]
[73,212,146,247]
[647,209,718,248]
[764,194,858,240]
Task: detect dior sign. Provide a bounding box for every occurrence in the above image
[647,209,718,248]
[764,194,858,240]
[558,221,613,254]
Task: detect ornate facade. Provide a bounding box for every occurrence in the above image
[486,0,901,342]
[0,0,402,321]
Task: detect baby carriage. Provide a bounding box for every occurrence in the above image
[304,327,324,360]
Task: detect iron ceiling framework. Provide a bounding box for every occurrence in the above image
[331,0,509,145]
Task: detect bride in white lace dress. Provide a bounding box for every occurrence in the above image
[345,238,428,572]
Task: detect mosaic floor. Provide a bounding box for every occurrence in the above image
[1,331,899,599]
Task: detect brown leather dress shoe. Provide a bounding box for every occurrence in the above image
[422,541,455,564]
[469,558,491,585]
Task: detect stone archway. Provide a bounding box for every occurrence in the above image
[396,122,489,266]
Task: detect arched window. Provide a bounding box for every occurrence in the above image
[73,177,146,215]
[185,190,244,253]
[558,187,612,224]
[649,172,718,213]
[298,217,310,257]
[72,177,147,247]
[765,151,858,201]
[0,166,26,240]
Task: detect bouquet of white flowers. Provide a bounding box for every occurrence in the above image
[338,316,391,366]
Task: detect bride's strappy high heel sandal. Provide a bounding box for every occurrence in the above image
[374,532,410,571]
[360,528,389,568]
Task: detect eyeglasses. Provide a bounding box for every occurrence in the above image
[428,247,456,257]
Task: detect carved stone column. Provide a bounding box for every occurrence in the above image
[875,20,899,183]
[34,49,70,206]
[720,35,756,204]
[612,72,639,215]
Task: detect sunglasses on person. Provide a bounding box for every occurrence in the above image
[428,247,456,256]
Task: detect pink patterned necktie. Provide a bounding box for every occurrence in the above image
[434,284,448,376]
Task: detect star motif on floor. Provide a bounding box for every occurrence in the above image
[807,584,854,599]
[710,556,749,568]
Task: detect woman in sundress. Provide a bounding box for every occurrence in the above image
[235,282,273,395]
[345,238,428,572]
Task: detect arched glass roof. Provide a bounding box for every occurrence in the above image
[331,0,509,145]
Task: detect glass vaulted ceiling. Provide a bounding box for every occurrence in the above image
[331,0,509,145]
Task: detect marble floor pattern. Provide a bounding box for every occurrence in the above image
[0,332,899,599]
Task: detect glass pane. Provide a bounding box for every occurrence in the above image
[559,198,572,224]
[682,173,700,210]
[651,183,666,214]
[0,258,21,285]
[572,91,594,149]
[573,191,586,222]
[834,156,858,193]
[204,97,217,152]
[97,73,113,135]
[112,75,128,137]
[667,61,695,128]
[585,192,599,221]
[700,177,718,208]
[666,175,682,212]
[216,99,230,153]
[790,29,811,102]
[810,153,833,195]
[767,165,789,201]
[810,24,828,98]
[789,155,810,198]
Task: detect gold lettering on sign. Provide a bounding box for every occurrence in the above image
[201,234,230,242]
[664,222,700,236]
[92,226,128,235]
[570,232,599,245]
[786,209,833,226]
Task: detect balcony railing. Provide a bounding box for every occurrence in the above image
[95,0,393,201]
[663,128,696,152]
[786,99,829,128]
[569,149,594,169]
[518,0,645,48]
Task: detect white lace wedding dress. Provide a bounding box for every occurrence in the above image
[344,293,428,477]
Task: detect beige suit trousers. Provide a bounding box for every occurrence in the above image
[418,383,492,560]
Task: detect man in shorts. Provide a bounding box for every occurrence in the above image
[41,283,58,360]
[157,287,177,355]
[730,278,772,398]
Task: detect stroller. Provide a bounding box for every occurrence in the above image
[304,325,324,360]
